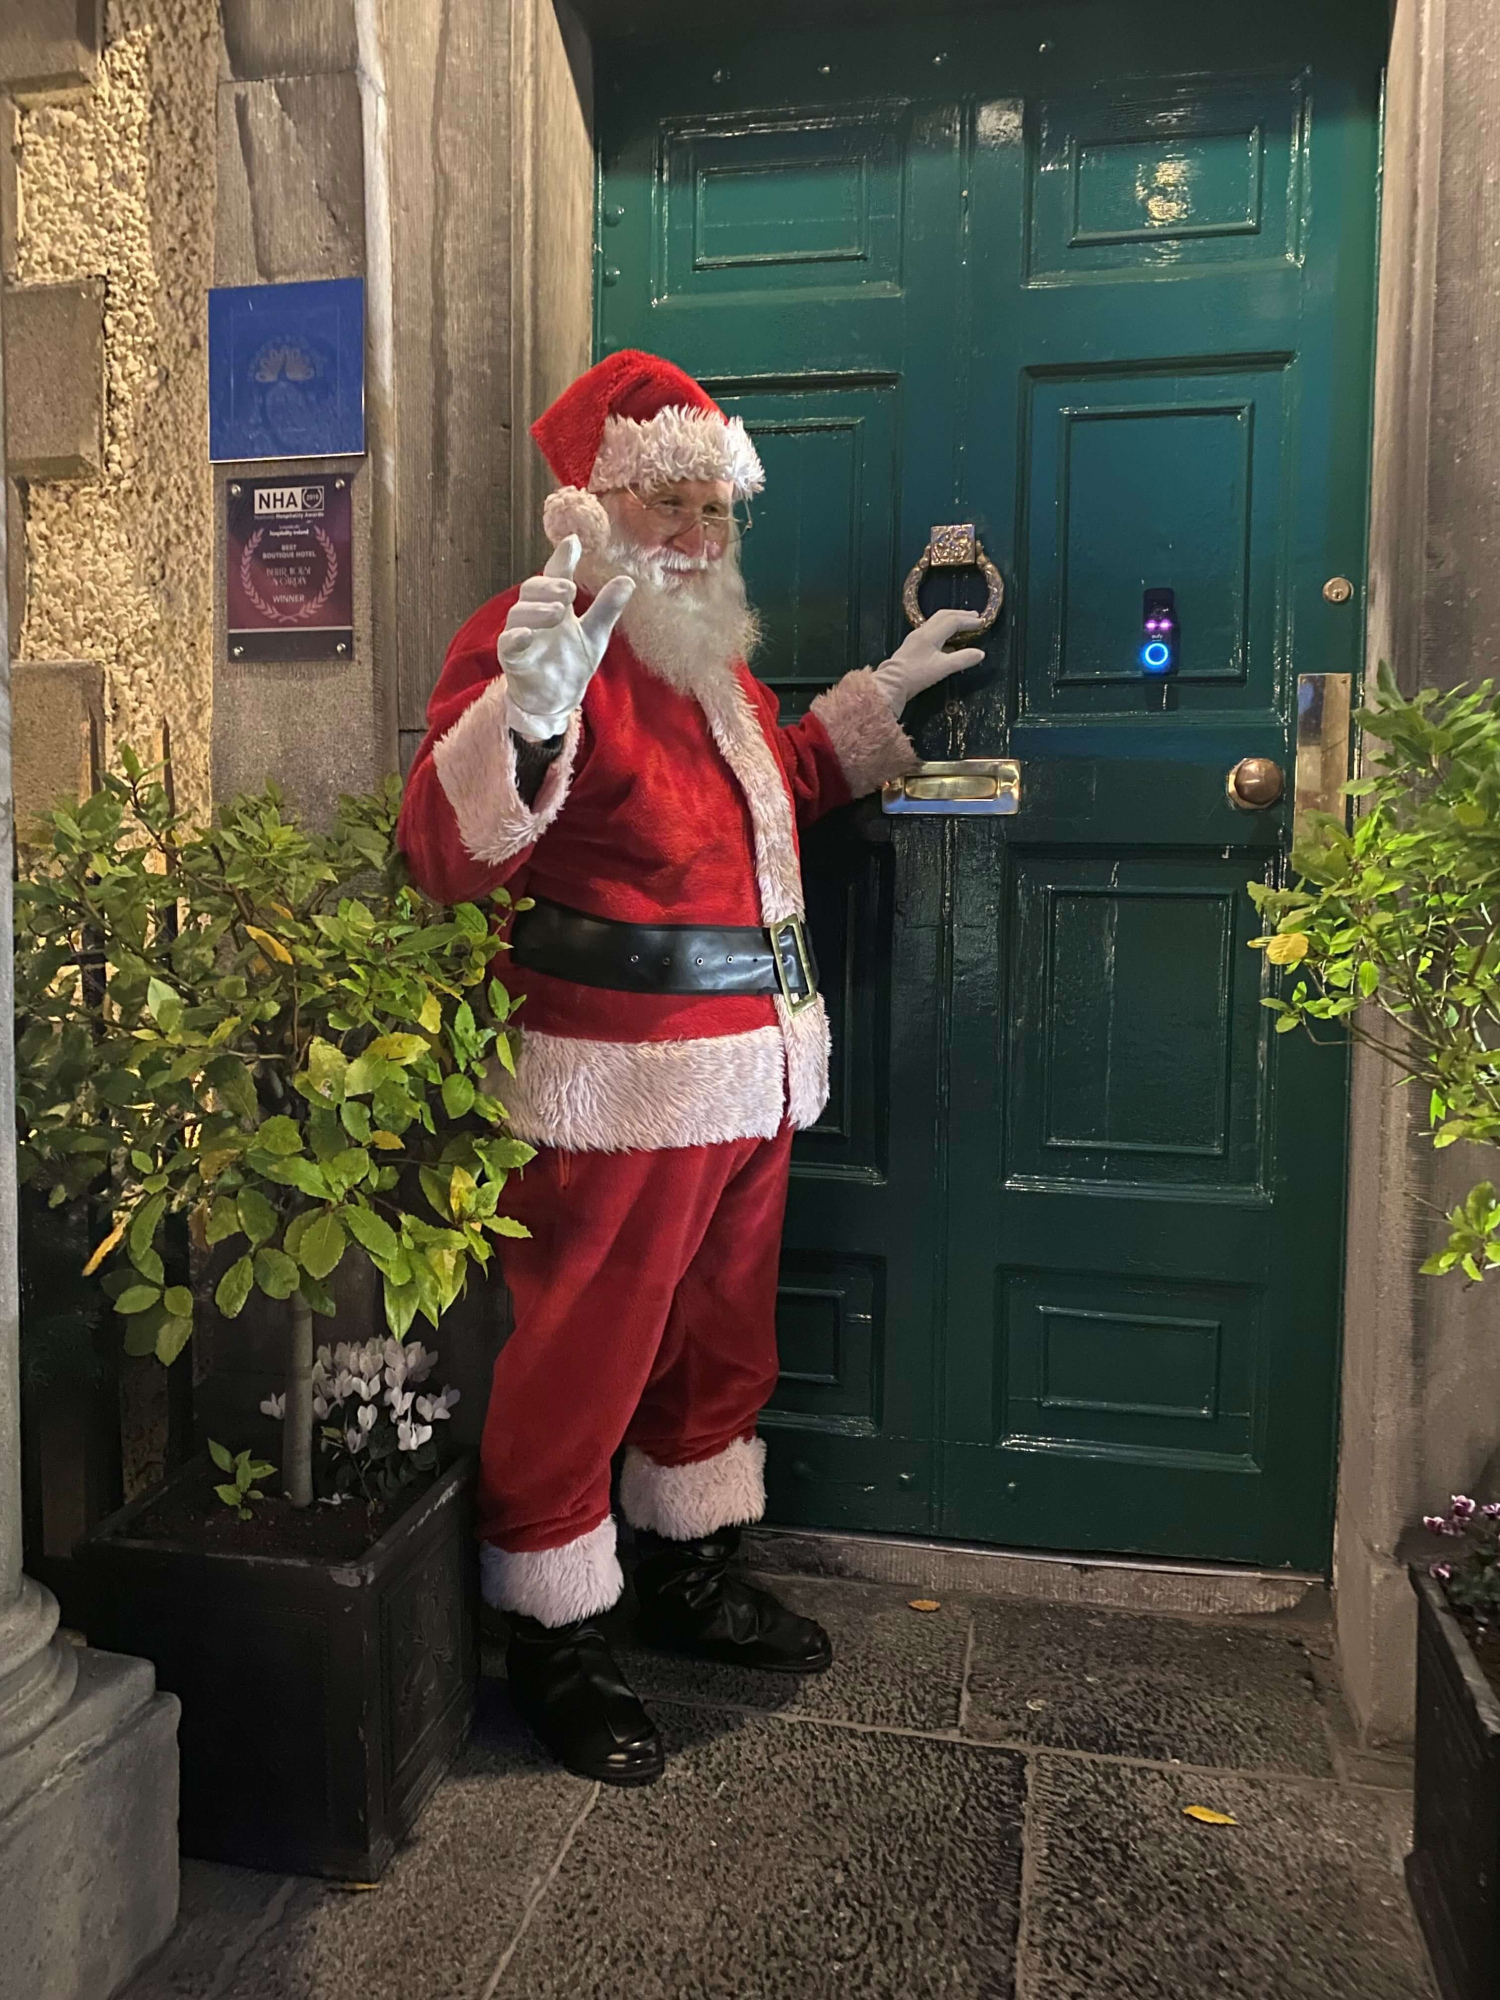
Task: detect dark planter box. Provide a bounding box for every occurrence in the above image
[1407,1569,1500,2000]
[78,1455,478,1881]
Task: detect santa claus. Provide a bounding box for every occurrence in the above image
[399,351,980,1785]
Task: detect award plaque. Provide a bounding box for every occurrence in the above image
[226,476,354,663]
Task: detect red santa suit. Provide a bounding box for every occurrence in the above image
[398,352,919,1629]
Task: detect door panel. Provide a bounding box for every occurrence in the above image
[597,0,1383,1571]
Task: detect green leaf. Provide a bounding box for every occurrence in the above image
[208,1438,234,1473]
[205,1196,242,1246]
[205,1053,258,1120]
[297,1272,338,1317]
[213,1483,244,1508]
[253,1248,301,1300]
[344,1053,390,1098]
[163,1284,194,1318]
[382,1276,420,1340]
[304,1037,349,1103]
[255,1115,303,1155]
[214,1255,255,1319]
[340,1098,372,1143]
[442,1072,476,1119]
[237,1186,278,1246]
[128,1242,165,1287]
[343,1202,399,1263]
[364,1033,428,1065]
[257,1155,330,1200]
[418,989,442,1033]
[491,1215,530,1238]
[297,1212,347,1281]
[122,1314,162,1357]
[129,1191,167,1265]
[1358,960,1379,998]
[155,1314,194,1366]
[492,1033,516,1078]
[113,1283,162,1315]
[146,977,183,1035]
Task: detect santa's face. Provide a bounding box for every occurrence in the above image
[608,476,738,568]
[579,476,760,690]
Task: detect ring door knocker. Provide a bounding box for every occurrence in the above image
[885,522,1015,816]
[901,521,1004,645]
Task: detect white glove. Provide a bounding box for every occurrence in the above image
[497,535,635,741]
[870,608,986,717]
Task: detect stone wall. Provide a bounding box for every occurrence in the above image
[2,0,218,823]
[1338,0,1500,1745]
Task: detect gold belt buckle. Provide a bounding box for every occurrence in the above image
[770,915,817,1014]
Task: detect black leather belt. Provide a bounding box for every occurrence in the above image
[509,898,819,1009]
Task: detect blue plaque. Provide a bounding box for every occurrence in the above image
[208,277,365,462]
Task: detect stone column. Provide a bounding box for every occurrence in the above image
[0,69,180,1994]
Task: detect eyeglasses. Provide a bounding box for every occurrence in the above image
[623,487,754,545]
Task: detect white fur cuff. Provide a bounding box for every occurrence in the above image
[620,1437,768,1540]
[480,1517,623,1627]
[810,668,919,799]
[431,676,580,868]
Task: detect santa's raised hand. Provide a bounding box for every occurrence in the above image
[497,534,635,741]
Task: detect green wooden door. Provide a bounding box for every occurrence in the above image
[596,0,1383,1572]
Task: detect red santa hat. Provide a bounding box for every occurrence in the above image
[531,349,765,501]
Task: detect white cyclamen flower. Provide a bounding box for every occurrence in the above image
[388,1386,413,1419]
[260,1392,285,1420]
[416,1386,459,1422]
[345,1423,367,1455]
[357,1402,378,1432]
[397,1418,433,1453]
[404,1343,437,1386]
[312,1394,329,1420]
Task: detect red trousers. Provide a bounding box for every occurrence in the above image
[478,1125,794,1554]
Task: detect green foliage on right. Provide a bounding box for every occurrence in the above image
[1249,662,1500,1280]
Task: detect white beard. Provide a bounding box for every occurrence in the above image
[575,530,761,697]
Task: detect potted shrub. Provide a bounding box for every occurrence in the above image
[16,751,535,1878]
[1250,664,1500,2000]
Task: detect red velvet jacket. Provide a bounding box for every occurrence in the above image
[398,583,917,1152]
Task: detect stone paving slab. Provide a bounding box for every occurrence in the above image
[1019,1753,1436,1999]
[120,1680,591,2000]
[966,1599,1335,1776]
[613,1574,973,1732]
[491,1699,1026,2000]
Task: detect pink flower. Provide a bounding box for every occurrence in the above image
[1432,1562,1454,1581]
[1452,1495,1478,1520]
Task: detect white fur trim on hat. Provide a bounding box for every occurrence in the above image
[620,1437,767,1540]
[810,668,920,798]
[589,407,765,499]
[432,676,581,867]
[479,1517,623,1627]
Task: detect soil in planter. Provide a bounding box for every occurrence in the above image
[125,1459,435,1561]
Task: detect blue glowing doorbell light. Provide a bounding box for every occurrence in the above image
[1140,588,1178,675]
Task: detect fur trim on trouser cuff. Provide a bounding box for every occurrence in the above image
[619,1437,767,1540]
[432,676,580,868]
[810,668,919,799]
[479,1517,623,1627]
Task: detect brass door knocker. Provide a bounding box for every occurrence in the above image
[902,522,1005,645]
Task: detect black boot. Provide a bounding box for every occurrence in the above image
[505,1613,664,1786]
[633,1527,833,1674]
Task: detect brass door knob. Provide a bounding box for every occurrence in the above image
[1226,757,1285,810]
